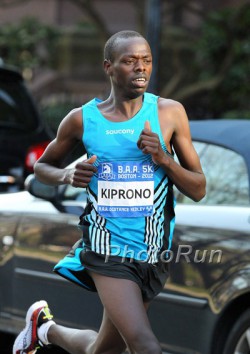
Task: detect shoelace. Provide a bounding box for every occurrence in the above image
[41,306,53,321]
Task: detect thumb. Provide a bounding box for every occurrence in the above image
[86,155,97,164]
[144,120,151,131]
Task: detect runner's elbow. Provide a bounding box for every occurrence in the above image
[192,178,206,202]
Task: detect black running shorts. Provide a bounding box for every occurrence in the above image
[80,249,169,302]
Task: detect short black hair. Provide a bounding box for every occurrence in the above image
[104,30,145,61]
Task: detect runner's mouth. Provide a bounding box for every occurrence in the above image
[132,77,147,87]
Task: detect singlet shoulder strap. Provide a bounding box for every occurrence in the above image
[143,92,159,104]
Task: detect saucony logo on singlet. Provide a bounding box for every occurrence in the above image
[105,129,135,135]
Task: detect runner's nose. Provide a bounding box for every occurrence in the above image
[134,59,145,72]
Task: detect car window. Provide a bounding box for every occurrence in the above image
[176,142,249,206]
[0,81,39,131]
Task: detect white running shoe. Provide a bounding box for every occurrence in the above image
[13,300,54,354]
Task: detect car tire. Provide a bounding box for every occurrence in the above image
[222,308,250,354]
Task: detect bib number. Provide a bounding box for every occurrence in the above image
[97,161,154,217]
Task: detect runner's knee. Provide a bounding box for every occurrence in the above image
[126,331,162,354]
[134,340,161,354]
[91,344,125,354]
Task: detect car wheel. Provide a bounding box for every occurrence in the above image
[222,309,250,354]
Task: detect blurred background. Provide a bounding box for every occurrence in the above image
[0,0,249,136]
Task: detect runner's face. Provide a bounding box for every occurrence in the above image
[108,37,152,97]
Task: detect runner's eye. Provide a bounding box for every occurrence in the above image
[124,59,135,65]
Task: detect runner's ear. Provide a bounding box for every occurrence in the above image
[144,120,151,131]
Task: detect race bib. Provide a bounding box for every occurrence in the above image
[97,161,154,217]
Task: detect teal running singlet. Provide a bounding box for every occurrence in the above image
[80,92,175,264]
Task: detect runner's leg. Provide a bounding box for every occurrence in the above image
[90,272,162,354]
[48,308,126,354]
[48,301,151,354]
[48,274,159,354]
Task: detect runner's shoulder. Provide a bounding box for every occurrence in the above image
[61,107,83,128]
[157,98,189,134]
[57,107,83,140]
[67,107,82,122]
[158,97,185,114]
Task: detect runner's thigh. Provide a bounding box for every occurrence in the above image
[90,272,158,350]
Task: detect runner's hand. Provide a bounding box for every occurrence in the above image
[67,155,97,188]
[137,121,165,165]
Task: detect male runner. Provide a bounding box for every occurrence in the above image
[13,30,206,354]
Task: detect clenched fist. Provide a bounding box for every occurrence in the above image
[67,155,97,188]
[137,121,165,165]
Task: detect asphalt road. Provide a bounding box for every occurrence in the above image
[1,332,14,354]
[1,332,69,354]
[1,332,171,354]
